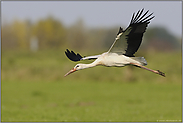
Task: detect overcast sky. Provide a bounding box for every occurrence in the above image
[1,1,182,37]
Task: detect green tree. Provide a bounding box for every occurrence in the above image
[143,27,181,51]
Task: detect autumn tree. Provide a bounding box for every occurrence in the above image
[2,20,30,50]
[32,16,67,49]
[66,19,88,50]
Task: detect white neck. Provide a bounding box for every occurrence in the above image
[81,60,99,70]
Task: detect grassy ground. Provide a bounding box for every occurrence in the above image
[1,50,182,122]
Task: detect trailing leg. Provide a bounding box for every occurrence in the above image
[130,63,165,77]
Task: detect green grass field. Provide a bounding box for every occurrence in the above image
[1,50,182,122]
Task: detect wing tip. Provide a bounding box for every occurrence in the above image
[65,49,83,62]
[130,9,154,24]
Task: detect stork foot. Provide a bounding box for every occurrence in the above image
[157,70,165,77]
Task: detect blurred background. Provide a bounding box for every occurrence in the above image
[1,1,182,122]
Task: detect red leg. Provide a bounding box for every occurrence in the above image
[130,63,165,77]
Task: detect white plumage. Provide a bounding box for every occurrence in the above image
[64,9,165,77]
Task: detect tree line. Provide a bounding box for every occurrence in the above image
[2,16,181,52]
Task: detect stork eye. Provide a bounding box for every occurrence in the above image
[76,65,79,68]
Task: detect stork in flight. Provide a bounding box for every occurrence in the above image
[64,9,165,77]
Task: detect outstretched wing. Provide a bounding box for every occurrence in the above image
[65,49,100,62]
[108,9,154,57]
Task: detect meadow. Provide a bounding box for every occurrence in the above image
[1,49,182,122]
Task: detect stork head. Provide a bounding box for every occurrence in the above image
[64,64,85,77]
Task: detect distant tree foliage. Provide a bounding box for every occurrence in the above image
[32,16,67,49]
[2,20,29,50]
[1,17,181,52]
[66,19,87,50]
[142,27,181,51]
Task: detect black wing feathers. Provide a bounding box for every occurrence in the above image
[65,9,154,60]
[65,49,99,62]
[124,9,154,57]
[117,27,123,35]
[65,49,83,62]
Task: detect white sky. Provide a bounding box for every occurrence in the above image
[1,1,182,37]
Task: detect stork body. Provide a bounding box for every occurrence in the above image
[88,52,146,67]
[64,9,165,77]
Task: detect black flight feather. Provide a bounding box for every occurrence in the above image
[123,9,154,57]
[65,49,83,62]
[117,27,123,35]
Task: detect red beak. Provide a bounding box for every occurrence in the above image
[64,68,77,77]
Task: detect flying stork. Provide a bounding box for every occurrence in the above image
[64,9,165,77]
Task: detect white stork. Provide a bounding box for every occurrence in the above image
[64,9,165,77]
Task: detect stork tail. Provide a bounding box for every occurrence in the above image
[131,57,147,66]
